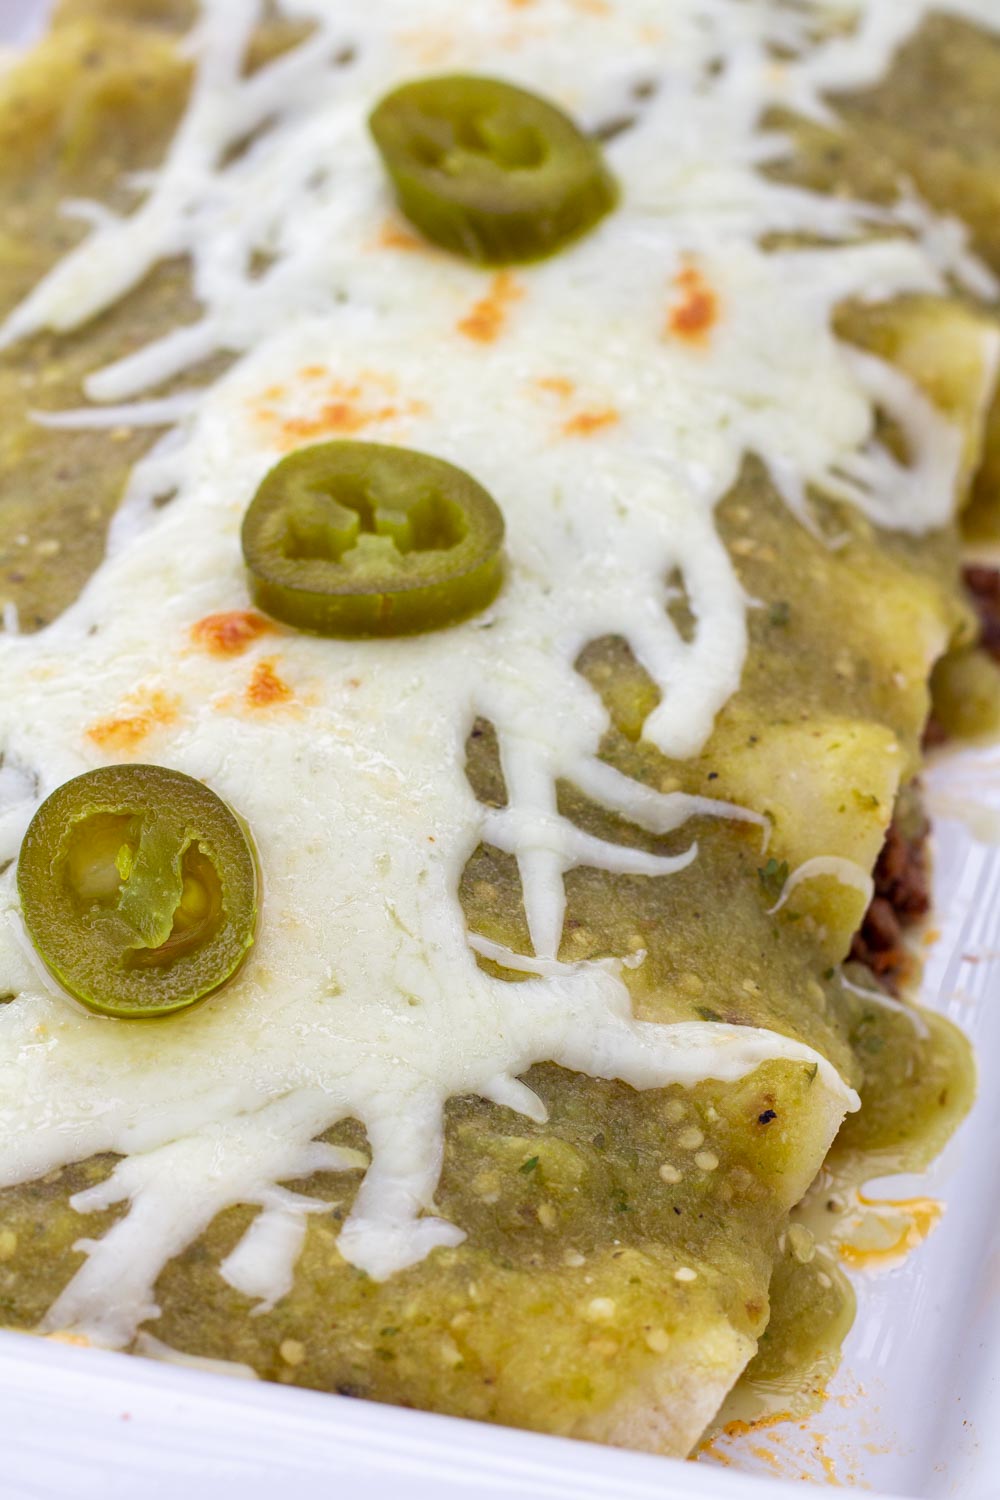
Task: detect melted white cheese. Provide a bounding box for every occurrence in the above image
[767,856,876,916]
[0,0,993,1346]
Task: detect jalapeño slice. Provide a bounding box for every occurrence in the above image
[17,764,258,1019]
[369,74,618,263]
[241,440,505,636]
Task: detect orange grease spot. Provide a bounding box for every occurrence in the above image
[535,375,576,399]
[253,373,426,452]
[44,1332,92,1349]
[666,262,719,344]
[697,1439,734,1467]
[246,658,293,709]
[285,400,400,439]
[839,1195,942,1270]
[457,272,524,344]
[374,218,425,252]
[535,378,618,439]
[814,1435,842,1487]
[722,1413,797,1440]
[191,610,273,658]
[700,1407,847,1486]
[562,407,619,437]
[87,691,179,753]
[748,1446,788,1476]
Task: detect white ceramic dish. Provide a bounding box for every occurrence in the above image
[0,5,996,1495]
[1,1,49,50]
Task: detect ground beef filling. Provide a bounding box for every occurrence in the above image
[963,563,1000,661]
[869,565,1000,988]
[849,794,931,992]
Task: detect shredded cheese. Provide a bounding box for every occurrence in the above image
[0,0,992,1346]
